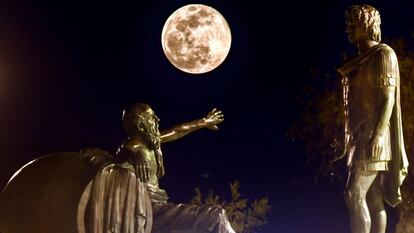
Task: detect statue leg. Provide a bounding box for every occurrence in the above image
[344,171,378,233]
[366,173,386,233]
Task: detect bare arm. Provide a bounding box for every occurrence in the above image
[160,108,224,143]
[370,85,395,159]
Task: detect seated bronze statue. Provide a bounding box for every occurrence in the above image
[0,103,235,233]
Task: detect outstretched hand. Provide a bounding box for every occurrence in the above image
[203,108,224,130]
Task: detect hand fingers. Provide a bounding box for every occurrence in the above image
[141,164,149,182]
[207,109,224,120]
[207,114,224,123]
[373,143,378,160]
[372,143,383,160]
[134,165,140,180]
[213,110,222,115]
[377,146,383,160]
[211,108,224,116]
[213,112,224,119]
[135,165,143,182]
[142,164,147,182]
[145,164,151,181]
[212,116,224,122]
[215,113,224,119]
[206,125,219,130]
[139,164,145,182]
[370,142,375,159]
[210,118,224,124]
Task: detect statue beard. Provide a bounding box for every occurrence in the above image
[140,121,165,177]
[141,122,161,150]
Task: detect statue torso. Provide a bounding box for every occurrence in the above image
[118,137,168,203]
[342,44,398,165]
[348,54,382,135]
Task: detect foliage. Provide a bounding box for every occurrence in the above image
[288,67,345,184]
[391,35,414,233]
[191,181,271,233]
[288,34,414,232]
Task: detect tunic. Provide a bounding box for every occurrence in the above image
[338,43,409,207]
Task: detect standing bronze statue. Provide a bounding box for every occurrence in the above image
[335,5,409,233]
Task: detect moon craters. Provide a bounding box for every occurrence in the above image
[161,4,231,74]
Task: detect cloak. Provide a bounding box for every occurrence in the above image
[338,43,409,207]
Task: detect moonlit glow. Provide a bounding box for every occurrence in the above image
[161,4,232,74]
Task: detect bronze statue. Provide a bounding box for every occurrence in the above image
[335,5,409,233]
[0,103,235,233]
[115,103,234,233]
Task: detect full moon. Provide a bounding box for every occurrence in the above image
[161,4,232,74]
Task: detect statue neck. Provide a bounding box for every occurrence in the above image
[357,40,379,54]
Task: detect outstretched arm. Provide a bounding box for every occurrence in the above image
[160,108,224,143]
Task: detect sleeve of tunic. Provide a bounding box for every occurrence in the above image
[376,46,398,87]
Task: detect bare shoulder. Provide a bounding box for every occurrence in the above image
[116,137,146,162]
[120,137,145,153]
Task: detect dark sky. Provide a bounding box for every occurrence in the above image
[0,0,413,232]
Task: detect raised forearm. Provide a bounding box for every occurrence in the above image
[160,119,206,143]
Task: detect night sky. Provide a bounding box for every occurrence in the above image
[0,0,413,232]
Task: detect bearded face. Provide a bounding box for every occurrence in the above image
[141,115,161,149]
[122,104,162,149]
[135,107,161,150]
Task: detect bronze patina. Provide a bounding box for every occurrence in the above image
[334,5,409,233]
[0,103,235,233]
[115,103,234,233]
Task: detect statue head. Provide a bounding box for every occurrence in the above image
[345,5,381,44]
[122,103,161,149]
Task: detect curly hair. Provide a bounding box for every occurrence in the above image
[122,103,151,135]
[346,5,381,42]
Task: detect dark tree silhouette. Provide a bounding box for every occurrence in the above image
[191,181,270,233]
[289,35,414,232]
